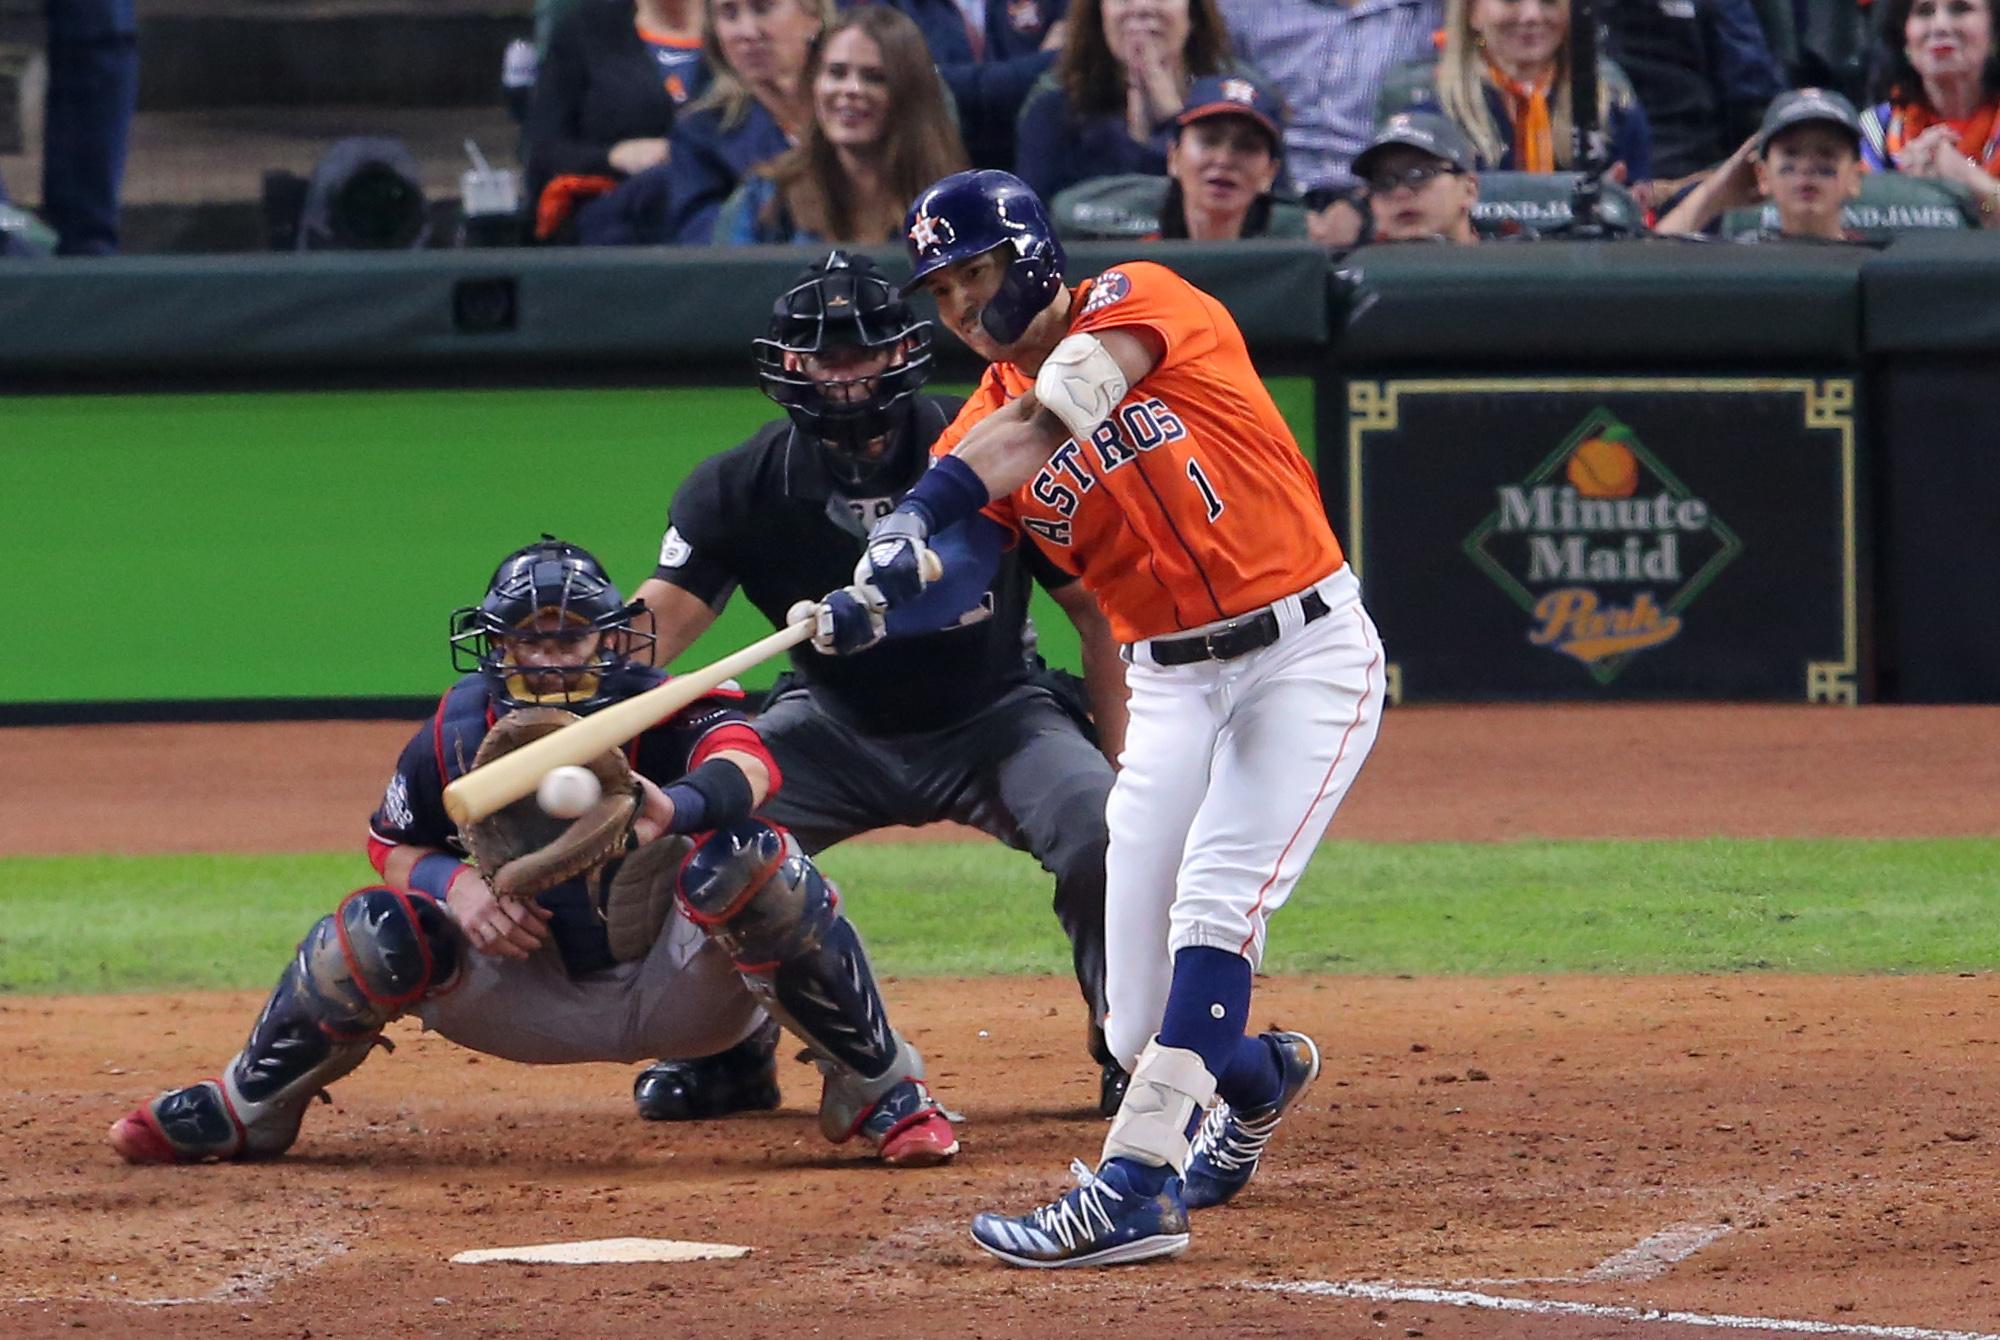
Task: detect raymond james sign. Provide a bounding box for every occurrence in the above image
[1345,379,1860,703]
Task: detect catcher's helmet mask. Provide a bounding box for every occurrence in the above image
[449,534,655,711]
[902,170,1066,347]
[753,250,934,493]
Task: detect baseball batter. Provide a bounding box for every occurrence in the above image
[106,537,957,1169]
[812,170,1385,1266]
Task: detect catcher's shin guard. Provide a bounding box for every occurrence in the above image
[679,820,948,1148]
[111,886,460,1163]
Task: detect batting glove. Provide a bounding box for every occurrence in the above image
[788,587,886,657]
[856,511,936,607]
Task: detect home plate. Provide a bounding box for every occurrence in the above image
[450,1238,752,1265]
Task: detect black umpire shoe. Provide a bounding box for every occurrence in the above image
[634,1018,783,1122]
[1089,1020,1129,1118]
[1098,1060,1131,1117]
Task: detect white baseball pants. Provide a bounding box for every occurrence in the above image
[1101,565,1385,1070]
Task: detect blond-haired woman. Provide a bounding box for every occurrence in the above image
[1418,0,1650,189]
[714,6,970,243]
[662,0,833,243]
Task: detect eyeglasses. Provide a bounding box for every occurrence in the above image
[1364,162,1462,194]
[1766,159,1844,179]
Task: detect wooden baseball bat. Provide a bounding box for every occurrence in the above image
[442,618,815,826]
[442,545,942,826]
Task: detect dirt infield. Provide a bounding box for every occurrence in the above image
[6,705,2000,1338]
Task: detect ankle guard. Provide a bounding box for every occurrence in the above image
[217,886,460,1156]
[1101,1037,1217,1173]
[678,820,911,1137]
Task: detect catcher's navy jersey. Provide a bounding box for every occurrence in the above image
[369,668,761,976]
[653,395,1079,735]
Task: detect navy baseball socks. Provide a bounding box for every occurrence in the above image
[1184,1029,1321,1209]
[971,947,1319,1266]
[1169,946,1322,1210]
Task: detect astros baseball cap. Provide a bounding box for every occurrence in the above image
[1353,111,1478,180]
[1754,88,1863,156]
[1175,76,1284,147]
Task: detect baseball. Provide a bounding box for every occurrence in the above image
[537,765,602,819]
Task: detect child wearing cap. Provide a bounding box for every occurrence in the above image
[1654,88,1869,242]
[1352,110,1482,244]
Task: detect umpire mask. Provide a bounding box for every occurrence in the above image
[753,250,934,494]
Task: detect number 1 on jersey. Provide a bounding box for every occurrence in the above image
[1185,459,1224,521]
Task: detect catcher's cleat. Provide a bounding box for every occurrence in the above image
[1098,1060,1130,1119]
[1182,1029,1322,1211]
[633,1019,783,1122]
[971,1158,1189,1268]
[861,1078,959,1167]
[109,1081,245,1165]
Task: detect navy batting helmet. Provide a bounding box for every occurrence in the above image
[902,170,1066,346]
[753,250,934,492]
[448,535,655,711]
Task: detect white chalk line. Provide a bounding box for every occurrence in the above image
[11,1231,349,1309]
[1581,1220,1738,1282]
[1246,1282,2000,1340]
[1456,1186,1790,1287]
[1446,1217,1739,1288]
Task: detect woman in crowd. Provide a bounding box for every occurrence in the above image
[1156,75,1294,238]
[524,0,704,241]
[1421,0,1651,193]
[1012,0,1254,201]
[713,6,969,243]
[1052,72,1300,240]
[1862,0,2000,220]
[663,0,833,244]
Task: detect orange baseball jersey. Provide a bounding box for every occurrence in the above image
[932,261,1345,645]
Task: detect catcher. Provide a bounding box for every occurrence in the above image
[106,535,958,1168]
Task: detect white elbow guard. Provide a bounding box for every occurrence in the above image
[1034,333,1130,442]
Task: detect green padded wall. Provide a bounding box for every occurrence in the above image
[3,377,1316,706]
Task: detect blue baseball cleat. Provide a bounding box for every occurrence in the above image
[1183,1030,1322,1210]
[970,1158,1190,1268]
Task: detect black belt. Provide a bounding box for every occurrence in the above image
[1146,588,1330,666]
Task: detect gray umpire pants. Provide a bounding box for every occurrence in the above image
[756,681,1114,1062]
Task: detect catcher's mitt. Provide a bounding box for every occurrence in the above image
[461,707,639,900]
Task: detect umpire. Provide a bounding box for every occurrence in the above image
[630,250,1126,1120]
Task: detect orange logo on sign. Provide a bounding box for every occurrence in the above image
[1527,588,1683,664]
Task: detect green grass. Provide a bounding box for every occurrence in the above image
[6,838,1999,995]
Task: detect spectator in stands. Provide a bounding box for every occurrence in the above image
[1354,110,1482,243]
[525,0,704,243]
[33,0,138,255]
[1861,0,2000,220]
[1599,0,1785,187]
[1413,0,1652,199]
[871,0,1072,169]
[1655,87,1869,240]
[0,171,26,258]
[712,5,969,242]
[1012,0,1252,201]
[1155,75,1291,238]
[663,0,834,244]
[1216,0,1442,219]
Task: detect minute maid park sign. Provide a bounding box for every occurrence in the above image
[1463,408,1742,684]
